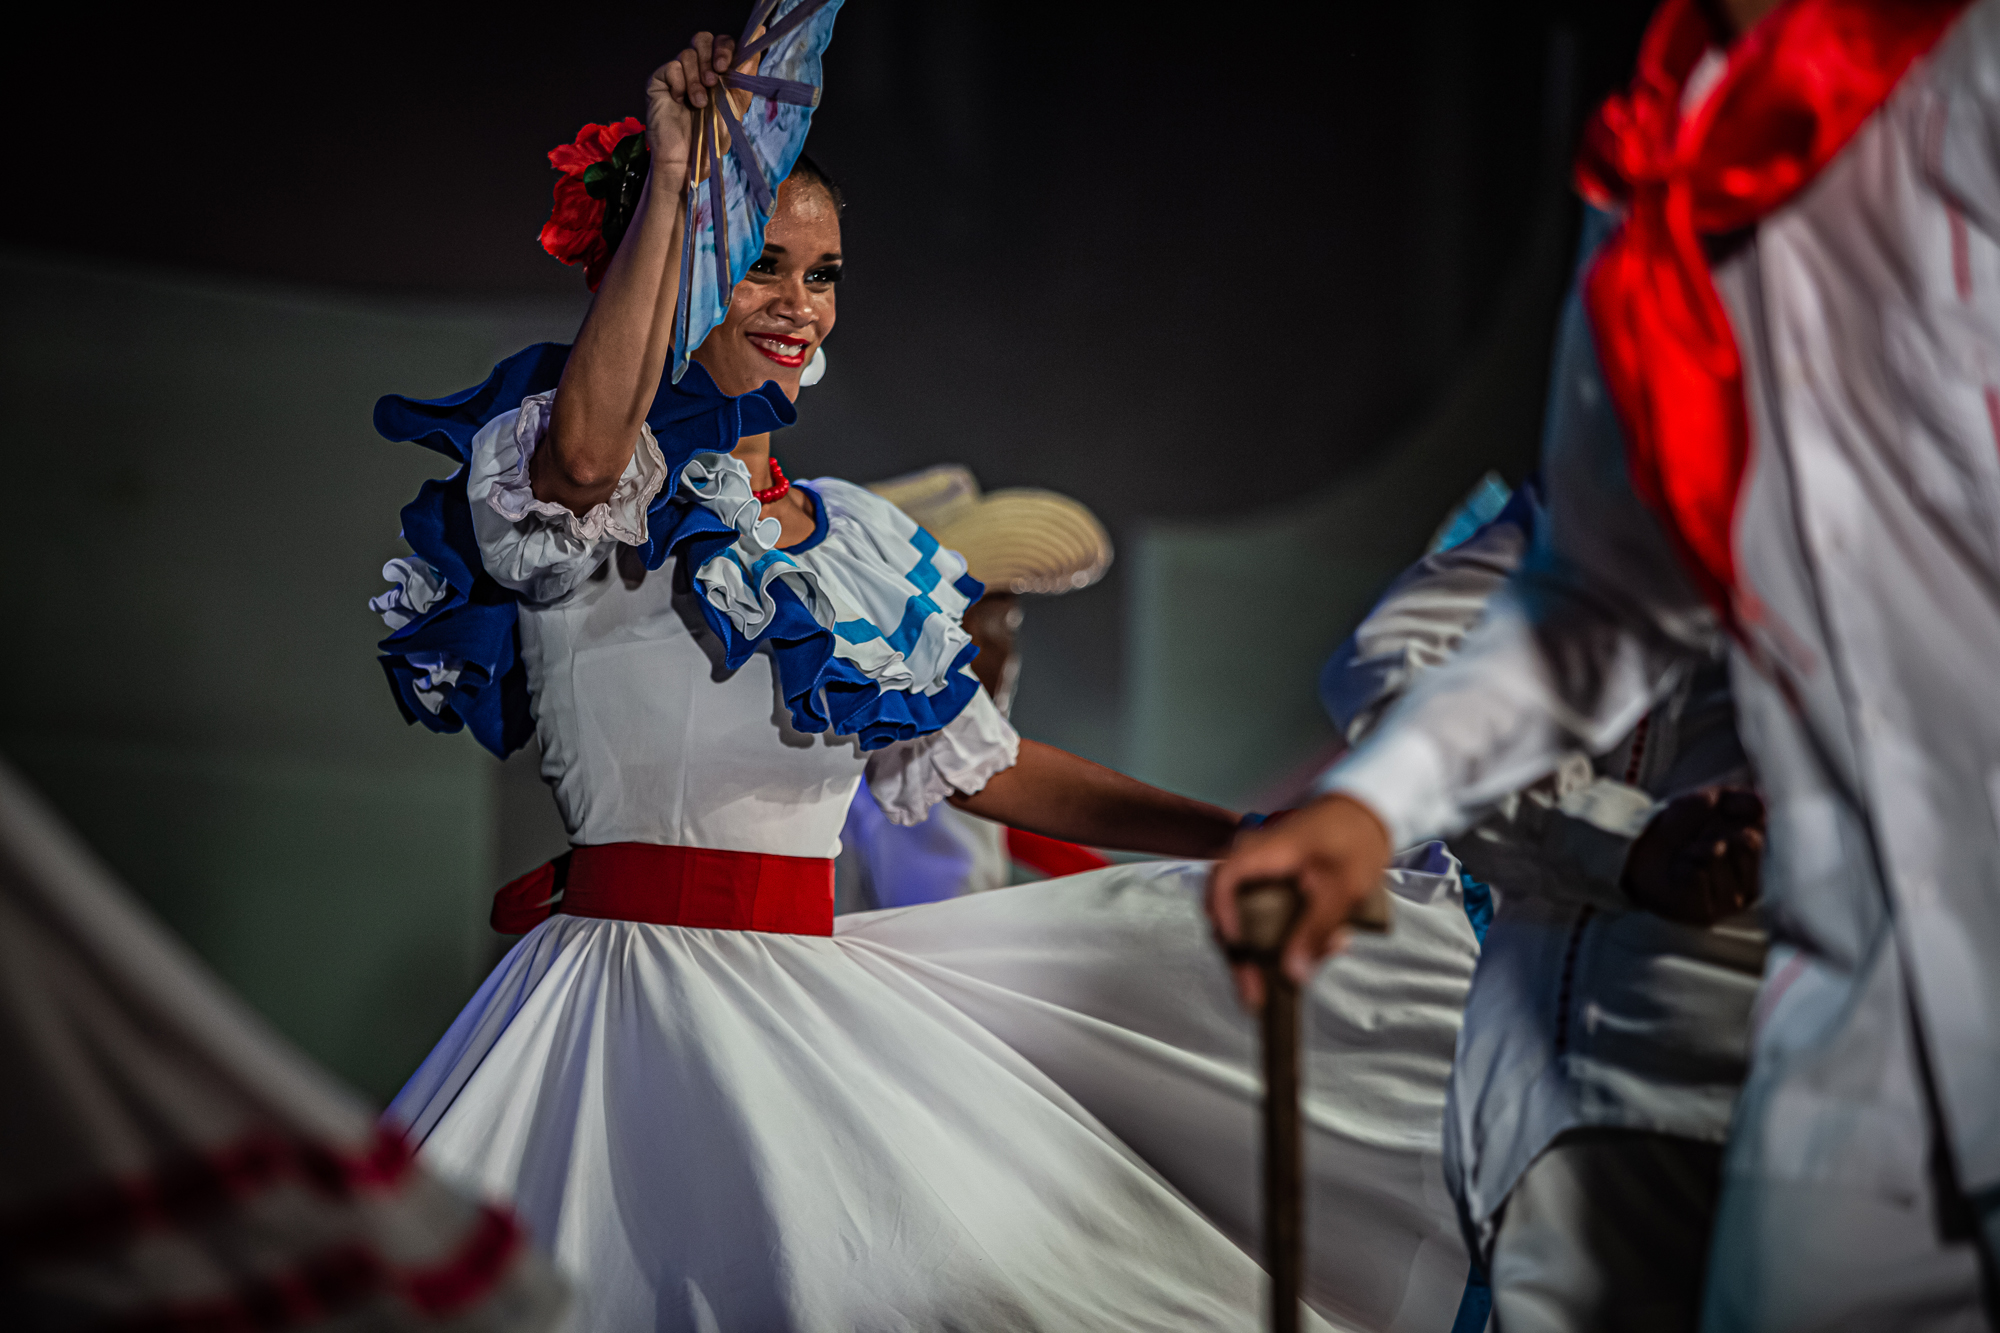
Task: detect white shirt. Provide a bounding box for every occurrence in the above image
[461,398,1020,858]
[1326,479,1765,1250]
[1323,4,2000,1198]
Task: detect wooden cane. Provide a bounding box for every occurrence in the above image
[1230,877,1393,1333]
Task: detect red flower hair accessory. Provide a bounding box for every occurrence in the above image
[539,117,650,290]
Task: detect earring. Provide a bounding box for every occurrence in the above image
[800,346,828,387]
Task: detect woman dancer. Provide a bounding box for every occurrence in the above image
[375,33,1478,1332]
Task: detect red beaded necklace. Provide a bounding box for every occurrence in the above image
[754,459,791,505]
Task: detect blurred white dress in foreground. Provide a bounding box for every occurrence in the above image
[0,760,567,1331]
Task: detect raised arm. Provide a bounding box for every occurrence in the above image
[532,34,735,513]
[951,739,1241,860]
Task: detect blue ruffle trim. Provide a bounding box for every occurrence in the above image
[741,577,985,750]
[372,344,980,757]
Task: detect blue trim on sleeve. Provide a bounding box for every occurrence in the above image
[373,464,538,759]
[713,572,985,751]
[372,347,977,757]
[835,596,938,657]
[373,342,576,465]
[902,526,944,593]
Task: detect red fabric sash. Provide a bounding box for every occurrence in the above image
[1575,0,1968,631]
[1005,827,1111,878]
[491,843,835,936]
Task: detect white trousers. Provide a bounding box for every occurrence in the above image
[1488,1129,1721,1333]
[1701,935,1991,1332]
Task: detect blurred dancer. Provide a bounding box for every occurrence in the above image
[0,760,566,1331]
[1324,469,1766,1332]
[1214,1,2000,1327]
[836,464,1114,912]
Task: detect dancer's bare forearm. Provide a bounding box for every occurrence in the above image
[952,739,1240,859]
[537,175,685,509]
[536,35,732,512]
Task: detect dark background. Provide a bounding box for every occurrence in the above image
[10,1,1648,500]
[5,0,1652,737]
[0,0,1655,1099]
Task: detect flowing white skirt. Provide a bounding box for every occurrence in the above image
[389,855,1478,1332]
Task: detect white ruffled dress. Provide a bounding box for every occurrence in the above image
[381,395,1482,1332]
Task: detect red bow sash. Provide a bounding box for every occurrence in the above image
[492,843,835,936]
[1575,0,1968,630]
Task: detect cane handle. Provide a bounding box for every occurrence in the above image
[1231,876,1392,963]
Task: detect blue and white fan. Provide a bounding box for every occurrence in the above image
[672,0,844,381]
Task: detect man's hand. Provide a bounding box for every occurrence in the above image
[1208,793,1393,1007]
[1622,786,1765,926]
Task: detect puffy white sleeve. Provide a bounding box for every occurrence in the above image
[1315,275,1719,850]
[467,390,669,606]
[1322,495,1536,744]
[864,684,1021,827]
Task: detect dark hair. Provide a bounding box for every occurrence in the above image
[785,153,844,212]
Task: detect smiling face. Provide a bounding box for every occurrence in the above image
[691,174,842,400]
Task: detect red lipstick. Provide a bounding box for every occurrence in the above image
[748,332,809,369]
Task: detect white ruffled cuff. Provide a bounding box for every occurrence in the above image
[399,651,467,717]
[680,452,783,552]
[484,390,667,545]
[680,451,800,635]
[369,556,450,631]
[865,685,1021,826]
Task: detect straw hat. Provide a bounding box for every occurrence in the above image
[867,465,1113,596]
